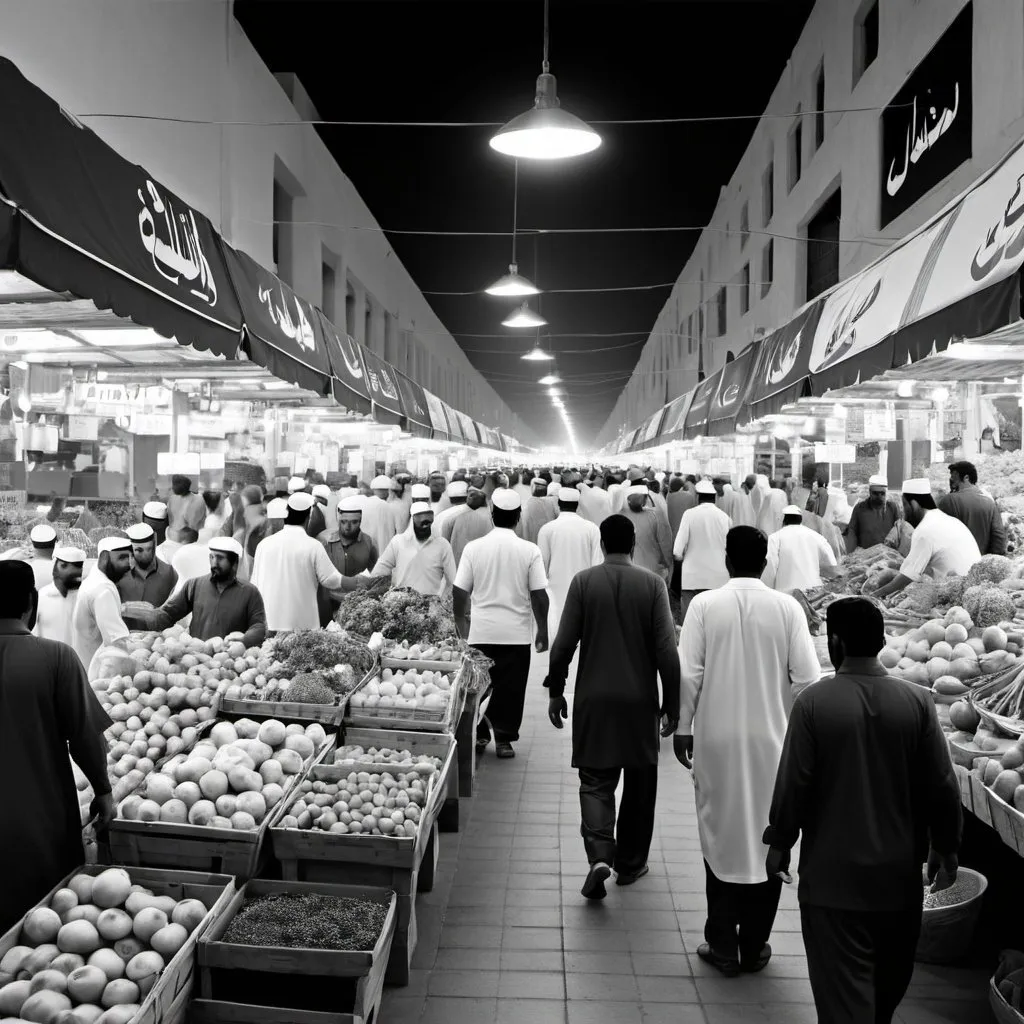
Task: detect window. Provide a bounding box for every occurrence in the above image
[740,202,749,248]
[688,313,695,355]
[788,109,803,191]
[854,0,879,84]
[272,180,292,284]
[740,264,750,315]
[715,289,727,337]
[321,260,337,324]
[364,301,374,348]
[814,63,825,150]
[762,154,774,226]
[806,188,842,301]
[761,239,774,299]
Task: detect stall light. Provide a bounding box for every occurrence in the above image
[538,374,561,386]
[931,386,950,402]
[547,387,563,396]
[897,380,915,398]
[521,345,554,361]
[502,303,548,329]
[485,264,540,298]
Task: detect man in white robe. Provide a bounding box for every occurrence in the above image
[757,479,788,537]
[433,480,469,538]
[361,476,399,556]
[536,489,603,636]
[577,475,612,526]
[674,480,731,622]
[675,524,819,976]
[763,506,838,595]
[519,478,557,545]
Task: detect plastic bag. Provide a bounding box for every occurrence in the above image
[87,644,137,683]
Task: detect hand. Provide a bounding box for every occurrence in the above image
[548,695,568,729]
[765,846,791,880]
[926,849,958,893]
[673,734,693,768]
[660,714,679,738]
[90,792,114,833]
[455,617,470,641]
[535,631,549,654]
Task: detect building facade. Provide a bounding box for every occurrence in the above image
[1,0,534,442]
[597,0,1024,447]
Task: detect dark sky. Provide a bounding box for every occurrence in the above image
[235,0,814,445]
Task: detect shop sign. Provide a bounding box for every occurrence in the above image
[815,443,856,463]
[423,390,450,436]
[747,302,824,409]
[683,370,722,436]
[130,413,172,436]
[863,407,896,440]
[881,4,972,227]
[359,347,402,418]
[662,391,694,438]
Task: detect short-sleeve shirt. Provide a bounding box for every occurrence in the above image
[454,527,548,645]
[900,508,981,582]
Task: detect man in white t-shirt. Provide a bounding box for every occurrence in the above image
[674,480,732,623]
[453,488,549,760]
[763,506,838,595]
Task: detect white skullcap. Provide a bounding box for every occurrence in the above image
[492,488,522,511]
[287,476,307,493]
[695,480,716,495]
[30,524,56,544]
[410,501,433,516]
[783,505,803,516]
[287,491,315,512]
[209,537,243,559]
[546,481,560,496]
[338,496,363,513]
[447,480,468,498]
[628,484,650,497]
[558,488,580,504]
[868,475,887,487]
[312,484,331,501]
[54,546,86,563]
[266,497,288,520]
[902,478,931,497]
[143,501,167,520]
[411,484,431,500]
[371,475,393,490]
[125,523,155,542]
[97,536,131,554]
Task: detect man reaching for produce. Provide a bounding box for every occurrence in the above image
[117,522,179,629]
[369,503,457,597]
[122,537,267,647]
[764,597,961,1024]
[762,505,839,595]
[846,475,900,553]
[868,479,981,602]
[545,514,680,899]
[72,536,133,674]
[0,560,113,933]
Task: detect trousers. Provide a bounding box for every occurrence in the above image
[800,903,922,1024]
[703,859,783,962]
[473,643,531,743]
[578,765,658,876]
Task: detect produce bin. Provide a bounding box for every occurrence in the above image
[970,770,994,827]
[984,785,1024,856]
[268,728,454,984]
[345,657,467,734]
[0,864,234,1024]
[952,763,974,815]
[193,879,395,1024]
[916,867,988,964]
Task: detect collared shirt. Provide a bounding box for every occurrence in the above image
[34,584,78,647]
[846,498,900,551]
[939,484,1007,555]
[765,657,962,911]
[373,532,456,597]
[901,508,981,582]
[30,557,54,592]
[146,575,267,647]
[117,558,179,606]
[251,525,344,631]
[72,569,130,672]
[673,503,732,591]
[763,524,837,595]
[323,532,378,578]
[455,528,548,646]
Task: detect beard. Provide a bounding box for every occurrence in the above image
[413,525,433,541]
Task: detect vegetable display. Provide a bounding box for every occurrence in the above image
[222,893,387,951]
[335,586,456,645]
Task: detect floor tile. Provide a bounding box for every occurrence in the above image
[567,1000,644,1024]
[496,999,567,1024]
[497,970,566,999]
[565,971,640,1001]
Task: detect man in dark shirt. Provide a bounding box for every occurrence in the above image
[845,475,901,553]
[118,522,179,628]
[764,596,962,1024]
[544,514,681,900]
[123,537,266,647]
[939,460,1006,555]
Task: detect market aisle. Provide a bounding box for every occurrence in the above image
[380,654,990,1024]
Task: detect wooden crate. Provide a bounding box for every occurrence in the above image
[970,772,994,827]
[0,865,234,1024]
[195,879,395,1024]
[953,763,973,814]
[345,659,466,734]
[986,787,1024,856]
[218,667,377,727]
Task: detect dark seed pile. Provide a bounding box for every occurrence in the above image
[223,893,388,950]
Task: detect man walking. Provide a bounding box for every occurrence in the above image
[545,515,680,899]
[764,597,962,1023]
[763,505,838,595]
[939,460,1006,555]
[673,479,731,622]
[454,488,549,760]
[519,477,557,544]
[622,483,673,582]
[446,486,492,566]
[674,525,819,976]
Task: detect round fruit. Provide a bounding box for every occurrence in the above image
[66,876,94,904]
[23,908,62,945]
[170,900,206,932]
[125,951,163,995]
[46,956,84,977]
[63,906,101,927]
[19,989,72,1023]
[0,979,32,1016]
[0,947,33,977]
[95,910,133,943]
[100,978,139,1009]
[49,891,78,918]
[57,921,101,956]
[85,949,124,982]
[131,908,167,944]
[150,924,188,958]
[112,938,144,965]
[90,870,131,910]
[949,700,981,733]
[66,966,107,1005]
[18,945,60,979]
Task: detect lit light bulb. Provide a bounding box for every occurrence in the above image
[484,265,540,297]
[501,303,547,329]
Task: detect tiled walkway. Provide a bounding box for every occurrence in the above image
[381,655,991,1024]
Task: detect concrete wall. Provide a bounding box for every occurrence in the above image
[0,0,534,443]
[599,0,1024,446]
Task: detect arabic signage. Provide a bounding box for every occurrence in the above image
[454,410,480,445]
[683,369,724,437]
[746,302,824,414]
[358,346,403,423]
[316,314,370,413]
[881,4,972,226]
[394,370,429,430]
[439,400,465,441]
[661,391,695,440]
[0,59,243,356]
[708,344,760,434]
[422,389,451,438]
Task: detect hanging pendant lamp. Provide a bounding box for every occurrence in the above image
[485,161,541,296]
[537,373,561,385]
[502,303,548,328]
[522,345,554,361]
[489,0,601,161]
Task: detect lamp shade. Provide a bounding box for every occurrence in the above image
[502,303,548,329]
[489,73,601,161]
[521,345,554,361]
[537,374,561,385]
[485,264,540,297]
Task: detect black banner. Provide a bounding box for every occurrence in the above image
[880,4,972,226]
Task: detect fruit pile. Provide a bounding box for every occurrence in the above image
[117,719,328,831]
[333,744,443,771]
[0,867,210,1024]
[384,640,459,663]
[276,764,436,836]
[348,668,452,713]
[974,734,1024,812]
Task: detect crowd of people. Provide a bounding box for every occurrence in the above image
[2,457,1004,1024]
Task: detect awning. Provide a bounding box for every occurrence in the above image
[423,389,451,440]
[708,343,761,435]
[683,369,724,437]
[746,302,824,419]
[440,399,466,442]
[655,390,695,445]
[635,407,667,449]
[358,345,403,424]
[394,370,430,434]
[316,313,371,414]
[0,57,243,357]
[223,246,334,396]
